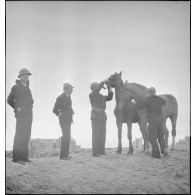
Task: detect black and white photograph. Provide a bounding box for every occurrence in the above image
[4,0,190,194]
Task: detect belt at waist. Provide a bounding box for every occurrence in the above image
[91,107,106,120]
[92,107,105,112]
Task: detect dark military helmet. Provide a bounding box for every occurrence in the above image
[18,68,31,78]
[90,82,99,91]
[148,87,156,95]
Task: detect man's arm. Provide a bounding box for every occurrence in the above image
[158,96,166,105]
[53,97,61,116]
[105,84,113,101]
[7,86,15,109]
[137,98,148,110]
[161,98,166,105]
[92,81,105,94]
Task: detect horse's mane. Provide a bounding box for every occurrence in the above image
[131,83,147,90]
[124,82,148,90]
[111,73,148,93]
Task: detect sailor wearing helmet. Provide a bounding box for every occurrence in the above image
[7,67,34,164]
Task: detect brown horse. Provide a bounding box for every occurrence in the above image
[119,81,178,150]
[106,71,178,154]
[106,72,150,154]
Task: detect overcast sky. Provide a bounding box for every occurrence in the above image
[5,1,190,150]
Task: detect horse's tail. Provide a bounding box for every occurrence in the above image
[165,94,178,137]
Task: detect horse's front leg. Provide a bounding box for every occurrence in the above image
[116,119,122,154]
[171,136,176,151]
[170,115,177,150]
[137,110,150,153]
[138,122,150,152]
[162,119,169,149]
[127,122,134,154]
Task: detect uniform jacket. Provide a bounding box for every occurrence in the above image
[143,95,166,117]
[7,80,34,113]
[53,93,74,123]
[89,82,113,120]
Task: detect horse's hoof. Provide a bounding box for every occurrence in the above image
[116,150,122,154]
[144,151,151,156]
[127,151,133,155]
[163,153,169,157]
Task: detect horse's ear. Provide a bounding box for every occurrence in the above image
[119,71,122,76]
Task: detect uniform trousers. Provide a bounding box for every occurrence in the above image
[91,118,106,156]
[13,108,32,162]
[59,115,72,158]
[148,114,166,158]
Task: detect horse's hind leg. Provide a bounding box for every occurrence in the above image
[116,120,122,154]
[127,122,134,154]
[162,119,169,149]
[170,115,177,150]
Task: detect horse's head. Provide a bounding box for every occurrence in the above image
[118,87,135,110]
[106,71,123,88]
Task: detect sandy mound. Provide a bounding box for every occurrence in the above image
[6,148,190,194]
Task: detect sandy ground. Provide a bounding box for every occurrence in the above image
[6,148,190,194]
